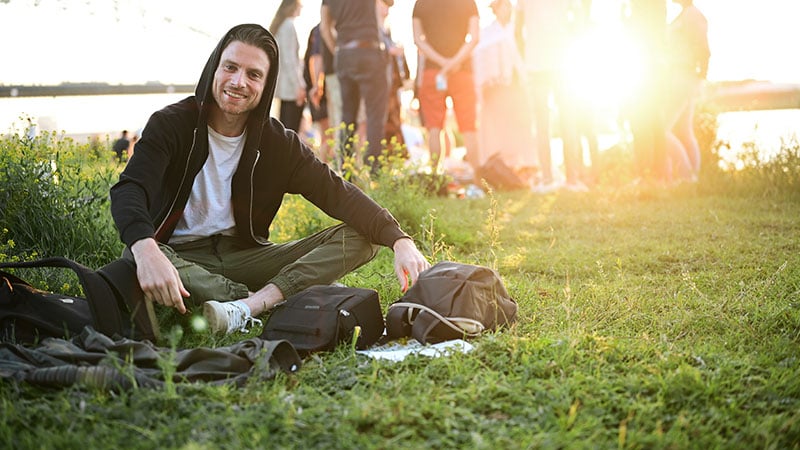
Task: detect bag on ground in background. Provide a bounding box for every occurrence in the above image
[0,257,157,344]
[261,285,384,356]
[477,153,528,191]
[385,261,518,344]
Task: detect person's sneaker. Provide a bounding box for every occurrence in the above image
[203,301,262,335]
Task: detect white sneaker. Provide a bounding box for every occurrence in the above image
[203,301,263,335]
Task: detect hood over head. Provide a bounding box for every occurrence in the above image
[194,23,279,132]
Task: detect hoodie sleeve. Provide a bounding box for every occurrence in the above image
[279,130,409,248]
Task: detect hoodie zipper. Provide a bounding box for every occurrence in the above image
[155,126,199,238]
[248,149,262,243]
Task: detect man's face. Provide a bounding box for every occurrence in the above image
[212,41,270,117]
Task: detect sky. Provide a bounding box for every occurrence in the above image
[1,0,799,86]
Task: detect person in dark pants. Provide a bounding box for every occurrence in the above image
[321,0,390,171]
[304,24,334,164]
[110,24,429,336]
[112,130,130,163]
[378,0,409,156]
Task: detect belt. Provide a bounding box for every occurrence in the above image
[338,40,384,51]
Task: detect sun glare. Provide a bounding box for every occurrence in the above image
[561,26,644,111]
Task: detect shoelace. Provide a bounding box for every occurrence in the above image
[225,303,263,334]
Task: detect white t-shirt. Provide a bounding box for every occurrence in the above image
[169,126,245,244]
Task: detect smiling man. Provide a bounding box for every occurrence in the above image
[110,24,429,336]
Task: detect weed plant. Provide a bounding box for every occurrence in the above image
[0,134,799,448]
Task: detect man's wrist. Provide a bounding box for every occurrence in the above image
[130,237,158,258]
[392,236,413,251]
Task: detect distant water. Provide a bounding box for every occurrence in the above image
[715,109,800,166]
[2,94,798,165]
[0,93,189,140]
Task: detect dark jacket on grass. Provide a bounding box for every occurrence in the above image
[110,24,407,250]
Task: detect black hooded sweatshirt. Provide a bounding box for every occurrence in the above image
[110,24,407,249]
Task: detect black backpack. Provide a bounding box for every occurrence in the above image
[0,257,157,344]
[261,285,384,356]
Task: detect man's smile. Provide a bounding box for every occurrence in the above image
[224,89,247,99]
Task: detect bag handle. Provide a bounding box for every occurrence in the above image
[388,302,485,337]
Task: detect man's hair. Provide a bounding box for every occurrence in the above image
[222,25,273,60]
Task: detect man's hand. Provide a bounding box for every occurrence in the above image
[130,238,190,314]
[392,237,430,292]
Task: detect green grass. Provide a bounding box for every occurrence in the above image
[1,134,799,449]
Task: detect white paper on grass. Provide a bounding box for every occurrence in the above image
[356,339,474,362]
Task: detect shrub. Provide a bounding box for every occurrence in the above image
[732,138,800,197]
[0,133,122,267]
[695,100,720,177]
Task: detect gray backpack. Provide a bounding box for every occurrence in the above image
[385,262,518,344]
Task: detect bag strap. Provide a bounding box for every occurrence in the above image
[0,257,127,338]
[97,258,158,341]
[388,302,485,338]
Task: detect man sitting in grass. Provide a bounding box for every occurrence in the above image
[110,24,429,336]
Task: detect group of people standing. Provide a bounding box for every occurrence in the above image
[269,0,409,173]
[269,0,709,190]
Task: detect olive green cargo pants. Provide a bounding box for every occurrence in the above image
[125,224,379,308]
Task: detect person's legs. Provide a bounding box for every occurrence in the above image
[561,123,583,186]
[666,131,693,182]
[673,97,700,176]
[384,85,406,157]
[279,100,304,133]
[461,131,479,170]
[418,69,447,171]
[577,104,600,182]
[555,79,583,187]
[625,60,668,184]
[664,75,700,181]
[325,75,343,131]
[530,72,553,184]
[122,240,250,310]
[132,224,378,311]
[448,70,478,169]
[427,127,444,169]
[202,224,378,333]
[357,51,389,168]
[316,117,333,163]
[629,106,668,183]
[335,50,362,166]
[325,74,343,169]
[217,224,379,300]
